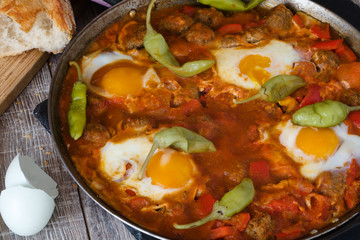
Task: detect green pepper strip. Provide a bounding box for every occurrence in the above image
[234,75,306,104]
[174,178,255,229]
[198,0,265,11]
[292,100,360,128]
[68,61,87,140]
[144,0,214,77]
[138,126,216,180]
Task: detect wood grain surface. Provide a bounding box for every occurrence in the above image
[0,1,136,240]
[0,50,49,115]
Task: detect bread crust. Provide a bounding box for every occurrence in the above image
[0,0,75,34]
[0,0,75,57]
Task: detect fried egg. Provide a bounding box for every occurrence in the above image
[81,50,160,98]
[213,40,301,90]
[278,120,360,180]
[100,133,199,201]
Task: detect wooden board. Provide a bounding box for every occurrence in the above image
[0,50,49,114]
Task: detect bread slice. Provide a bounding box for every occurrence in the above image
[0,0,75,57]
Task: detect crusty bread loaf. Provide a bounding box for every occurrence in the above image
[0,0,75,57]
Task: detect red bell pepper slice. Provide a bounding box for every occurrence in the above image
[218,24,243,35]
[299,84,322,108]
[125,189,137,197]
[310,24,330,39]
[346,159,360,185]
[197,193,216,216]
[349,111,360,128]
[292,14,304,28]
[267,196,300,214]
[345,160,360,209]
[183,6,196,16]
[336,43,357,63]
[249,161,271,185]
[180,99,202,115]
[210,226,236,239]
[243,19,267,29]
[312,39,343,51]
[128,197,149,209]
[276,226,303,240]
[232,212,250,232]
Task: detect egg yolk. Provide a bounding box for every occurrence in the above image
[100,66,144,96]
[296,127,340,159]
[146,149,193,189]
[239,54,271,85]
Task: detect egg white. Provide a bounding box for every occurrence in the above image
[278,120,360,180]
[100,133,198,201]
[213,39,301,90]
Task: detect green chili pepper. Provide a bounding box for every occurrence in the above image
[174,178,254,229]
[144,0,214,77]
[198,0,265,11]
[233,75,306,104]
[138,126,216,180]
[292,100,360,128]
[68,61,87,140]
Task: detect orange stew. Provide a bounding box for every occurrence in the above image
[58,3,360,240]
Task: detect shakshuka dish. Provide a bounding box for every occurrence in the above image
[58,0,360,239]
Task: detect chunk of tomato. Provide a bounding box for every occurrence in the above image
[249,161,271,185]
[299,84,322,108]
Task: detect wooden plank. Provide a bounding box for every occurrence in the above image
[0,50,49,115]
[79,191,136,240]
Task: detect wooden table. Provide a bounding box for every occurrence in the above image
[0,1,138,240]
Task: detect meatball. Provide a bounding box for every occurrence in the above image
[121,118,153,134]
[315,171,346,212]
[245,213,274,240]
[87,96,107,116]
[219,34,242,48]
[340,89,360,106]
[219,27,268,48]
[82,123,111,148]
[117,21,146,51]
[193,7,224,28]
[159,12,194,34]
[242,26,268,44]
[184,23,214,45]
[265,4,293,32]
[311,50,340,82]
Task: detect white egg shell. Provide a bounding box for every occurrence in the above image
[0,186,55,236]
[5,154,58,199]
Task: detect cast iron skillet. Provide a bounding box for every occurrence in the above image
[49,0,360,239]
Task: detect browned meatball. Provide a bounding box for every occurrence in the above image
[87,96,107,116]
[193,7,224,28]
[311,50,340,82]
[219,27,268,48]
[117,21,146,51]
[121,118,153,134]
[82,123,111,148]
[315,171,346,216]
[265,4,293,32]
[340,89,360,106]
[242,26,268,44]
[159,12,194,34]
[184,23,214,45]
[219,34,242,48]
[245,213,274,240]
